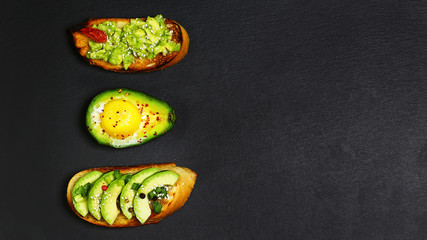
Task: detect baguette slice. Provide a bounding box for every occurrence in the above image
[66,163,197,227]
[72,18,189,72]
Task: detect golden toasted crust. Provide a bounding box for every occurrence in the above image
[71,18,189,72]
[66,163,197,227]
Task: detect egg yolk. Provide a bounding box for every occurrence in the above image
[101,100,142,139]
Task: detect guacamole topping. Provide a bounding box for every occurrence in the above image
[86,15,181,70]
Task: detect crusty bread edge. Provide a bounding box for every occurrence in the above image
[155,21,189,71]
[71,18,189,73]
[66,163,197,227]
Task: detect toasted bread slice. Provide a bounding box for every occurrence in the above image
[66,163,197,227]
[72,18,189,72]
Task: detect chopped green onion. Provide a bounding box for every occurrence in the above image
[83,182,91,197]
[155,186,167,198]
[114,169,122,179]
[104,175,115,184]
[148,190,156,200]
[152,201,162,214]
[74,182,92,197]
[124,174,132,184]
[131,183,141,190]
[73,194,85,203]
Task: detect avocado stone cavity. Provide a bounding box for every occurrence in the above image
[86,88,176,148]
[100,174,132,225]
[72,171,103,217]
[120,167,162,219]
[133,170,180,224]
[87,15,181,70]
[87,171,117,220]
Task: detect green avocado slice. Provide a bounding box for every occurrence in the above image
[133,170,180,224]
[100,174,132,225]
[120,167,161,219]
[71,171,103,217]
[86,88,176,149]
[87,171,116,220]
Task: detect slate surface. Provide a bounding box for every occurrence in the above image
[2,0,427,239]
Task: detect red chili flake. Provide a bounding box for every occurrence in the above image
[81,27,107,43]
[144,135,147,138]
[102,130,105,132]
[145,104,148,107]
[102,185,108,191]
[118,89,122,93]
[156,117,160,121]
[156,112,159,114]
[153,132,157,135]
[89,129,92,131]
[111,97,114,100]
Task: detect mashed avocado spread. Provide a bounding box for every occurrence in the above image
[86,15,181,70]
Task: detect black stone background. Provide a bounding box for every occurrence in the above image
[2,0,427,239]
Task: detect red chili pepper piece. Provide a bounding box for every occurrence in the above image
[102,185,108,191]
[81,27,107,43]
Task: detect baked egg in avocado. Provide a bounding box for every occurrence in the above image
[86,88,176,148]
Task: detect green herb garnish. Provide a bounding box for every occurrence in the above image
[152,201,162,214]
[156,186,167,197]
[148,189,156,200]
[74,182,91,197]
[131,183,141,191]
[123,174,132,184]
[113,169,122,179]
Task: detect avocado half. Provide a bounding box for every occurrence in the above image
[86,88,176,148]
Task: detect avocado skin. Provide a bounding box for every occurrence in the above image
[86,88,176,148]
